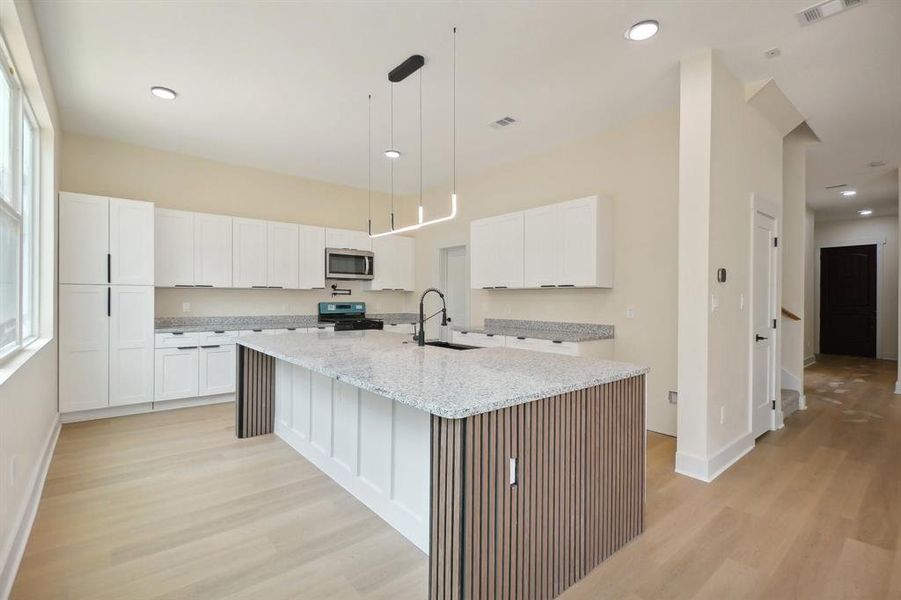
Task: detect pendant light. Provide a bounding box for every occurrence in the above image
[368,27,458,238]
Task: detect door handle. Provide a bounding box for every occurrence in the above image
[755,334,768,342]
[107,287,111,317]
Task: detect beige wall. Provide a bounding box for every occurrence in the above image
[804,208,816,363]
[60,133,416,317]
[412,108,679,435]
[0,0,60,594]
[814,215,898,360]
[676,50,784,478]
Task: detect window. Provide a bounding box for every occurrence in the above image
[0,44,41,361]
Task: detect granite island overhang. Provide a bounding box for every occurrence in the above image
[235,330,649,599]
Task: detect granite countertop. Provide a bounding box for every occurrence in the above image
[237,330,646,419]
[154,312,420,333]
[452,318,614,343]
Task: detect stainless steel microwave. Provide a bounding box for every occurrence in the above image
[325,248,374,280]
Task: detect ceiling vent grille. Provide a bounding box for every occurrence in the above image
[489,116,517,129]
[797,0,865,26]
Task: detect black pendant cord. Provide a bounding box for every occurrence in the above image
[367,93,372,235]
[389,81,395,230]
[453,26,456,197]
[419,66,423,219]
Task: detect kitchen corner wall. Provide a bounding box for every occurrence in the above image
[60,133,416,317]
[412,108,680,435]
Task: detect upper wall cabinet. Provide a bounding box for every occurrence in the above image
[472,195,612,290]
[232,217,269,288]
[60,192,154,285]
[156,209,233,287]
[299,224,326,290]
[326,227,371,252]
[364,235,415,292]
[470,212,524,290]
[266,221,299,289]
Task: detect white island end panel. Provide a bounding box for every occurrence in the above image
[273,360,431,553]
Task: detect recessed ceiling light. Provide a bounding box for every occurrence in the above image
[150,86,177,100]
[625,20,659,41]
[384,149,401,159]
[858,209,873,216]
[841,190,857,196]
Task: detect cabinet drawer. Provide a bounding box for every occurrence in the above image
[308,324,335,332]
[504,336,579,356]
[452,331,505,348]
[198,331,238,346]
[155,332,203,349]
[385,323,416,335]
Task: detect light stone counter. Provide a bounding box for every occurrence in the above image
[237,329,647,419]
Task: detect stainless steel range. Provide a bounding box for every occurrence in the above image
[317,302,384,331]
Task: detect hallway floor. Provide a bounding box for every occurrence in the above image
[12,356,901,599]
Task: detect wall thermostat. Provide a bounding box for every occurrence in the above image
[716,268,727,283]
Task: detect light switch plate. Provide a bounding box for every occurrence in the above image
[182,302,190,313]
[625,306,636,319]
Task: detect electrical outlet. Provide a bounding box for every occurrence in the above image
[181,302,190,314]
[711,294,719,312]
[668,391,678,404]
[625,306,636,319]
[739,293,745,310]
[720,406,725,425]
[10,454,17,486]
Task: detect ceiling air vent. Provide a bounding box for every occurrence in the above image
[489,116,517,130]
[797,0,865,26]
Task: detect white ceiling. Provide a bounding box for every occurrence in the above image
[33,0,901,209]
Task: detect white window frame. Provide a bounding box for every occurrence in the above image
[0,36,41,363]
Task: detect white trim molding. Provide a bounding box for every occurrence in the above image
[675,432,755,483]
[894,381,901,395]
[0,417,60,598]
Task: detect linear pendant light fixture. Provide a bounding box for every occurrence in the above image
[368,27,458,238]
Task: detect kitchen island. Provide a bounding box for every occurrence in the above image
[236,330,648,600]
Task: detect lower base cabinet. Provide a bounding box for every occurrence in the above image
[154,332,236,401]
[452,330,613,358]
[154,346,200,401]
[199,344,237,396]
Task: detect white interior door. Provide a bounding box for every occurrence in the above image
[109,198,154,285]
[752,210,777,438]
[59,193,108,285]
[59,284,109,412]
[109,285,154,406]
[441,246,468,340]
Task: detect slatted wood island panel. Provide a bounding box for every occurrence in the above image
[430,376,646,600]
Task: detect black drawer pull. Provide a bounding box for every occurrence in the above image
[516,336,526,340]
[552,340,563,344]
[195,284,213,287]
[177,346,198,350]
[200,345,220,349]
[540,284,555,288]
[558,284,575,288]
[213,330,225,334]
[175,284,193,288]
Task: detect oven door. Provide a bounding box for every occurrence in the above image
[325,248,374,280]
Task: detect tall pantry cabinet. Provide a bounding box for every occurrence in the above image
[59,192,155,413]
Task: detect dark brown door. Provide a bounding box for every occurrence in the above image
[820,244,877,357]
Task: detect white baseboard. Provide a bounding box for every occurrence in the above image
[881,352,897,361]
[675,432,755,483]
[895,381,901,395]
[804,355,816,367]
[60,395,234,423]
[799,394,807,410]
[0,417,60,599]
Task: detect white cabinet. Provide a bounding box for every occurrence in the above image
[451,330,506,348]
[365,235,415,291]
[198,344,236,396]
[470,211,524,289]
[109,286,155,406]
[299,224,326,289]
[60,193,154,285]
[59,193,109,285]
[194,213,233,287]
[59,285,109,412]
[326,227,371,252]
[232,217,268,288]
[109,198,154,285]
[385,322,416,336]
[155,208,194,287]
[504,336,579,357]
[474,195,612,290]
[154,347,200,401]
[266,221,299,289]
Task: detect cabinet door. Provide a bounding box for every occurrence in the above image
[155,208,194,287]
[267,221,299,289]
[523,204,561,288]
[59,285,109,412]
[198,344,236,396]
[194,213,233,287]
[298,224,326,289]
[109,286,154,406]
[558,196,599,287]
[492,212,524,289]
[59,193,108,285]
[110,198,154,285]
[470,218,493,289]
[367,236,397,290]
[232,217,268,288]
[395,235,415,291]
[154,347,199,401]
[325,228,371,252]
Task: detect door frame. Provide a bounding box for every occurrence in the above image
[748,194,780,434]
[439,245,470,341]
[814,238,885,359]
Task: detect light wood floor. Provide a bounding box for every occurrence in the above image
[12,355,901,599]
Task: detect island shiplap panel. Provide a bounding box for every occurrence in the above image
[430,375,646,600]
[272,360,432,553]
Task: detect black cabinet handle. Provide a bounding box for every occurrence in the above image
[213,330,225,334]
[755,334,768,342]
[552,340,563,344]
[200,345,220,349]
[516,336,526,340]
[540,284,555,288]
[495,286,508,289]
[268,286,284,289]
[107,254,111,283]
[107,287,111,316]
[171,331,184,336]
[195,284,213,288]
[482,286,494,290]
[486,334,495,337]
[177,346,198,350]
[175,284,193,287]
[558,284,575,288]
[251,285,268,289]
[252,329,262,332]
